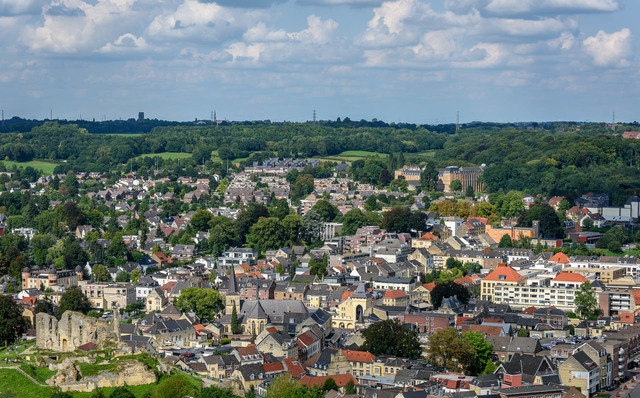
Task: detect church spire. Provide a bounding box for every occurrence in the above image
[228,268,238,295]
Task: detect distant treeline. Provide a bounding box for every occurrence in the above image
[0,119,639,203]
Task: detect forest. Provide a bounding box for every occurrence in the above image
[0,119,639,203]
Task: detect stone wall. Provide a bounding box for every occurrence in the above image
[36,311,121,352]
[48,359,157,392]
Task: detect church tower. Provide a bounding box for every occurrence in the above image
[225,269,240,315]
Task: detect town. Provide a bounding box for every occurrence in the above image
[1,122,640,398]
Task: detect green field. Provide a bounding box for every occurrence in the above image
[134,152,192,161]
[0,160,58,175]
[314,150,389,164]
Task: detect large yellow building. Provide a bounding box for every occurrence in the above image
[394,166,484,193]
[22,266,81,291]
[332,283,373,330]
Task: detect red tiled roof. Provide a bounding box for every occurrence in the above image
[521,306,537,315]
[266,327,278,334]
[262,362,285,373]
[552,272,587,283]
[483,264,525,282]
[549,252,571,264]
[384,290,407,299]
[342,291,355,301]
[20,297,36,306]
[420,232,438,240]
[342,350,375,363]
[282,357,306,379]
[300,374,357,388]
[423,282,436,291]
[621,312,635,324]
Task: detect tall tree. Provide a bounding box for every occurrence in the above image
[498,234,513,248]
[360,319,422,359]
[575,282,599,320]
[231,303,240,334]
[56,286,92,318]
[420,162,439,191]
[92,263,112,282]
[310,200,339,222]
[450,179,463,192]
[175,288,224,323]
[426,327,474,371]
[0,295,28,344]
[462,331,494,376]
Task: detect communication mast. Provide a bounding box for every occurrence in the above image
[456,111,460,133]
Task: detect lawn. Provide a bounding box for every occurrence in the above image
[133,152,193,161]
[339,150,388,158]
[0,160,58,175]
[100,133,145,137]
[0,369,53,398]
[20,364,57,383]
[78,362,118,377]
[313,150,388,164]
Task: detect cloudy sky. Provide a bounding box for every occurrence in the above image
[0,0,637,123]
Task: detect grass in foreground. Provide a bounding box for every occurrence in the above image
[0,160,58,175]
[339,150,388,158]
[0,369,53,398]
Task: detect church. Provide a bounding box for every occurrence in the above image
[219,270,310,335]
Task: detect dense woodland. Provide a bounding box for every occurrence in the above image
[0,118,639,204]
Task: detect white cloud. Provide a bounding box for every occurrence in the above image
[548,31,577,49]
[147,0,263,43]
[485,0,619,15]
[226,15,341,64]
[99,33,147,53]
[583,28,633,66]
[20,0,141,53]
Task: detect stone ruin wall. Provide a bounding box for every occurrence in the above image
[36,311,121,352]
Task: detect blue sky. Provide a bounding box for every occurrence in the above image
[0,0,637,123]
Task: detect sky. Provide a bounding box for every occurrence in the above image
[0,0,638,124]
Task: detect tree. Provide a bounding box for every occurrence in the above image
[107,232,128,259]
[131,269,141,285]
[51,392,74,398]
[0,295,28,344]
[430,282,470,309]
[231,303,240,334]
[608,240,623,253]
[310,200,339,222]
[56,286,92,319]
[420,162,439,191]
[291,174,314,200]
[426,328,474,371]
[450,179,462,192]
[190,209,213,231]
[516,204,564,239]
[344,379,356,394]
[378,169,393,186]
[108,387,135,398]
[175,288,224,322]
[92,263,112,282]
[465,184,475,198]
[341,209,368,235]
[266,374,324,398]
[322,377,338,392]
[517,328,529,337]
[463,331,494,376]
[380,206,427,233]
[116,271,130,282]
[360,319,422,359]
[34,296,55,316]
[301,210,324,242]
[200,385,238,398]
[575,282,599,320]
[498,234,513,248]
[153,375,195,398]
[309,256,328,279]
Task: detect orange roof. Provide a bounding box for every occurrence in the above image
[296,332,318,348]
[300,374,357,388]
[552,272,587,283]
[620,312,635,324]
[262,362,285,373]
[484,318,504,324]
[282,357,306,379]
[456,316,472,326]
[633,290,640,307]
[520,306,537,315]
[342,350,375,363]
[549,252,571,264]
[423,282,436,291]
[470,325,504,337]
[194,324,210,332]
[384,290,407,299]
[483,264,525,283]
[342,291,355,301]
[420,232,438,240]
[20,297,36,306]
[454,276,477,286]
[161,281,176,293]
